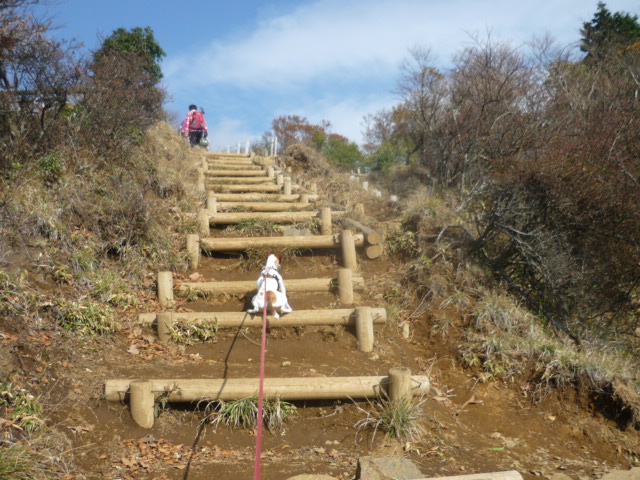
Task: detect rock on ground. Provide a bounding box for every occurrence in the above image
[357,456,424,480]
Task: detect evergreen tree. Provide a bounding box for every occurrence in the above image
[580,2,640,60]
[94,27,166,82]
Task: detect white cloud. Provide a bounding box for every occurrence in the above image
[165,0,640,145]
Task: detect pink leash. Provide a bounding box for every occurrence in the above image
[253,274,268,480]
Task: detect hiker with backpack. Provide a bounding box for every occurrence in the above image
[183,104,208,148]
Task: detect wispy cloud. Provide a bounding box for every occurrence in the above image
[164,0,639,144]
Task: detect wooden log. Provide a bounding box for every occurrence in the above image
[205,170,267,177]
[341,218,381,244]
[417,472,523,480]
[337,268,354,304]
[356,307,374,352]
[207,210,345,225]
[177,276,365,295]
[104,372,431,402]
[320,207,332,235]
[216,202,314,212]
[211,193,318,202]
[206,163,263,171]
[284,177,292,195]
[198,208,210,236]
[186,234,200,269]
[157,271,174,306]
[206,177,275,184]
[199,232,364,252]
[140,308,386,329]
[207,192,217,214]
[206,152,251,159]
[365,244,383,260]
[341,229,358,271]
[210,184,283,193]
[197,168,205,192]
[388,367,411,401]
[130,380,154,428]
[156,312,172,344]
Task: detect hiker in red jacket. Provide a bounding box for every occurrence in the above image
[184,104,208,148]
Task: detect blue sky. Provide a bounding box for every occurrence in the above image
[36,0,640,150]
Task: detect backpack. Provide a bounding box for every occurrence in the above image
[190,111,205,130]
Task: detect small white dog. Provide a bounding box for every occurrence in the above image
[247,253,293,319]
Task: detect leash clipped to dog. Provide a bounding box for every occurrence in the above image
[253,272,268,480]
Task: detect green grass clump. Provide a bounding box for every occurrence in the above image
[224,218,280,237]
[354,395,427,444]
[53,299,118,336]
[205,396,297,432]
[170,318,218,344]
[0,444,46,480]
[0,381,45,435]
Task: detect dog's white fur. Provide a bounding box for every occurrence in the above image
[247,253,292,319]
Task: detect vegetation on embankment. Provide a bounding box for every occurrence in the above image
[1,2,203,474]
[266,2,640,427]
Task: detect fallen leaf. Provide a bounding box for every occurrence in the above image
[127,344,140,355]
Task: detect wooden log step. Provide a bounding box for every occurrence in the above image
[217,201,315,212]
[104,371,431,402]
[207,177,275,184]
[138,307,387,328]
[211,184,284,193]
[207,210,344,225]
[205,169,267,177]
[199,232,363,251]
[212,193,319,202]
[206,163,264,170]
[176,275,364,295]
[205,152,252,160]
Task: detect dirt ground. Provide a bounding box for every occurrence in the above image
[3,219,640,480]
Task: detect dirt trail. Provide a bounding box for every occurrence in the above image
[43,152,640,480]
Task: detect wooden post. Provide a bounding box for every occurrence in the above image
[157,271,174,306]
[340,229,358,271]
[207,192,217,214]
[186,234,200,269]
[276,173,284,186]
[157,312,172,344]
[320,207,332,235]
[310,183,318,194]
[130,380,155,428]
[355,203,365,216]
[300,194,309,205]
[201,158,208,170]
[197,168,205,192]
[267,167,274,178]
[284,177,292,195]
[355,307,374,352]
[198,208,210,236]
[285,166,292,174]
[388,367,412,401]
[337,268,354,305]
